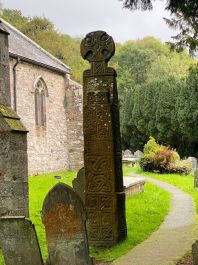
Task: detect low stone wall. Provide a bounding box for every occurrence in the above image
[122,158,140,167]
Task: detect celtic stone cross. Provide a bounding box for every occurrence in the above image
[81,31,127,246]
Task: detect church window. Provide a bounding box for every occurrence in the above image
[35,78,47,127]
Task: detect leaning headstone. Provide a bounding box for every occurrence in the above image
[42,183,92,265]
[192,241,198,265]
[0,21,29,217]
[81,31,127,246]
[72,167,85,202]
[0,217,43,265]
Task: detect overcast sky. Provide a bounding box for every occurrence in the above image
[2,0,176,44]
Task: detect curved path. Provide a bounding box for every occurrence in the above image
[113,173,198,265]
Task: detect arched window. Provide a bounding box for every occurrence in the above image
[35,78,47,127]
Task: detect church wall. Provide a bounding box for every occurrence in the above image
[8,58,82,175]
[66,79,84,170]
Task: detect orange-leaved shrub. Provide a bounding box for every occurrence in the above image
[140,137,190,174]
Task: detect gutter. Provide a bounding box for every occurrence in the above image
[9,53,70,75]
[13,57,20,112]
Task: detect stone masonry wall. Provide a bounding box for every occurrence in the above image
[0,27,28,218]
[9,58,84,175]
[0,130,29,217]
[9,58,75,175]
[66,78,84,170]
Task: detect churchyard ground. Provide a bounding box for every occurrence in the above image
[130,166,198,213]
[0,168,170,264]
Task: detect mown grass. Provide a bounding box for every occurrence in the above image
[91,181,170,261]
[0,168,170,263]
[127,165,198,213]
[29,171,77,260]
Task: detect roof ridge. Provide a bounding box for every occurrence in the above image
[0,18,71,73]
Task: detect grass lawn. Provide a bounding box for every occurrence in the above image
[127,165,198,213]
[91,181,170,261]
[0,168,170,264]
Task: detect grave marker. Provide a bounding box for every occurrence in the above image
[0,217,43,265]
[72,167,85,202]
[194,169,198,188]
[42,182,92,265]
[81,31,127,246]
[192,241,198,265]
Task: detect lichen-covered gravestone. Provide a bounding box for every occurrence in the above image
[194,169,198,188]
[81,31,127,246]
[72,167,85,202]
[0,217,43,265]
[192,241,198,265]
[42,183,92,265]
[0,21,28,217]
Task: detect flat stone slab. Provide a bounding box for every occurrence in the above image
[123,176,145,187]
[123,177,145,196]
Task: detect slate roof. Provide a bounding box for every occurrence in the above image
[0,19,71,74]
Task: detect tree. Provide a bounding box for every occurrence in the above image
[1,9,29,30]
[120,0,198,16]
[1,9,88,83]
[176,64,198,155]
[120,0,198,54]
[164,12,198,55]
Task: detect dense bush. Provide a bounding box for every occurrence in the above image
[168,160,191,175]
[140,137,191,174]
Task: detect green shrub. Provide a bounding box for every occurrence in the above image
[140,137,183,174]
[143,136,163,156]
[168,160,191,175]
[139,157,154,172]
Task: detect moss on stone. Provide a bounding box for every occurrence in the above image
[0,104,19,119]
[5,118,27,132]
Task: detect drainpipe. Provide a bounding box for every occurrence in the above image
[13,57,20,112]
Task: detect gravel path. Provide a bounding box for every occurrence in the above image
[112,174,198,265]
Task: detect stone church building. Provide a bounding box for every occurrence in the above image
[1,19,83,175]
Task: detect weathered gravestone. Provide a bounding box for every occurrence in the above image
[188,157,197,173]
[192,241,198,265]
[123,150,132,157]
[0,21,29,217]
[134,150,143,158]
[0,217,43,265]
[123,149,133,158]
[73,167,85,202]
[194,169,198,188]
[42,182,92,265]
[81,31,127,246]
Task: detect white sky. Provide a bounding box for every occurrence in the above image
[2,0,176,44]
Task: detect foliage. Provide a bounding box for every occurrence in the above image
[2,8,197,156]
[1,9,29,30]
[1,9,88,83]
[119,0,198,54]
[129,165,198,213]
[0,170,170,264]
[168,160,191,175]
[116,37,195,156]
[139,157,155,172]
[164,13,198,55]
[121,57,197,157]
[140,137,187,174]
[91,182,170,261]
[143,136,163,155]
